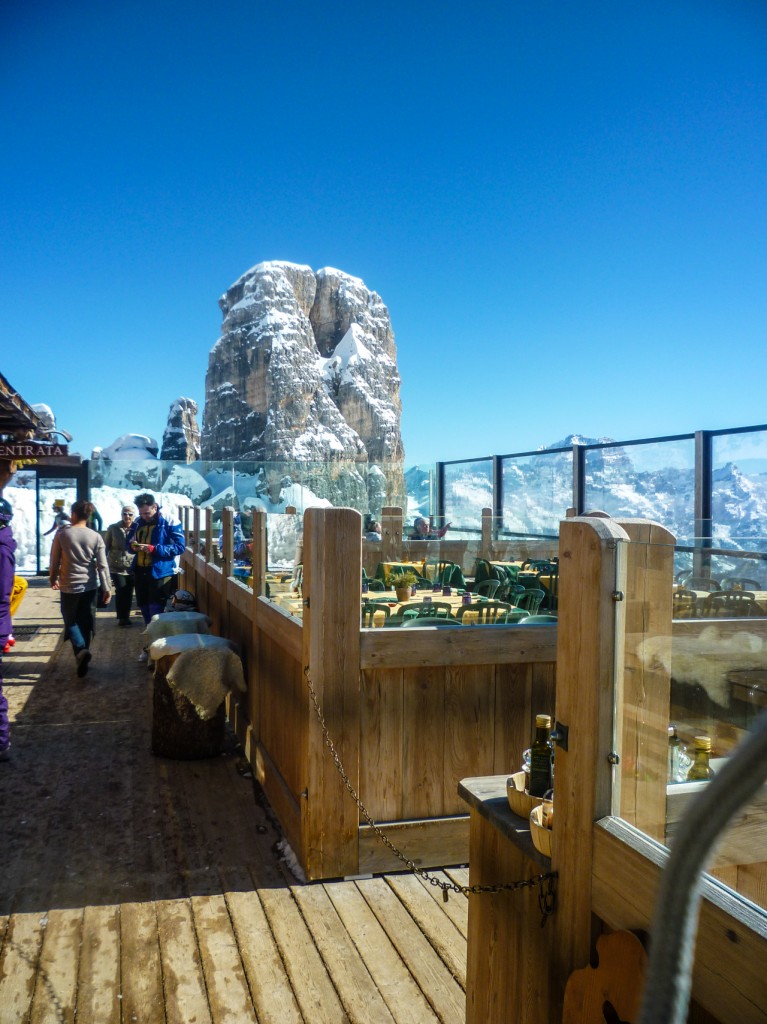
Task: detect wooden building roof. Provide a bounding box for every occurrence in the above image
[0,370,41,439]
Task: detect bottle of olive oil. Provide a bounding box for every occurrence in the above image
[528,714,553,797]
[686,735,715,781]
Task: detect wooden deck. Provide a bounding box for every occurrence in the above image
[0,580,468,1023]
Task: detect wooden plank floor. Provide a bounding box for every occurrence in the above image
[0,580,468,1023]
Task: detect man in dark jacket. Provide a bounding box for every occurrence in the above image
[125,492,186,626]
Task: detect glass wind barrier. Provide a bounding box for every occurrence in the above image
[583,436,696,540]
[500,448,571,538]
[361,515,560,628]
[712,428,767,555]
[442,459,493,538]
[615,536,767,915]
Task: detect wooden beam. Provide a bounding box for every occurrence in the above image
[358,816,469,874]
[303,507,363,879]
[551,516,629,1004]
[360,625,557,669]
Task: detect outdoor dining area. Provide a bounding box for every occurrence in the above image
[673,573,767,618]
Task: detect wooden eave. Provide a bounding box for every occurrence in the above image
[0,370,41,439]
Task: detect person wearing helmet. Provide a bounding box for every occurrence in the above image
[43,498,71,536]
[0,460,17,758]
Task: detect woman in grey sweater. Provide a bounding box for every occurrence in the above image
[49,501,111,677]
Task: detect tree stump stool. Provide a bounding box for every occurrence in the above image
[151,650,226,759]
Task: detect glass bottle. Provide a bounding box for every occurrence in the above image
[667,725,691,783]
[686,735,715,781]
[528,714,553,797]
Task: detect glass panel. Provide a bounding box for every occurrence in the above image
[584,438,695,539]
[712,429,767,554]
[442,459,493,538]
[616,535,767,915]
[501,449,570,537]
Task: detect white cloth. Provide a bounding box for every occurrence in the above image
[149,633,246,720]
[143,611,212,644]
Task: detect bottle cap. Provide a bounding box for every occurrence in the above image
[693,735,712,751]
[536,714,552,728]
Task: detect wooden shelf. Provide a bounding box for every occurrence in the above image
[458,775,551,870]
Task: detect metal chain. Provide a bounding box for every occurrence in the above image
[304,665,557,924]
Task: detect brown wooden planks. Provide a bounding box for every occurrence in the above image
[29,908,82,1024]
[383,874,467,989]
[120,901,165,1024]
[325,881,440,1024]
[226,890,303,1024]
[76,905,121,1024]
[0,913,46,1024]
[259,885,347,1023]
[156,898,212,1024]
[192,894,257,1023]
[292,883,396,1023]
[356,877,465,1024]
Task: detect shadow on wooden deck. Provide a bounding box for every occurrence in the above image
[0,580,467,1023]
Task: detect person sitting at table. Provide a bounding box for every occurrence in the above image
[410,516,451,540]
[365,520,382,541]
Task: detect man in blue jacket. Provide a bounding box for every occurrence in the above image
[126,492,186,627]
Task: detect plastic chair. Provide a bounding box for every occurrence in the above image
[518,614,558,624]
[473,579,500,598]
[672,589,697,618]
[704,590,757,617]
[401,601,453,620]
[721,577,762,591]
[362,601,389,626]
[686,576,720,592]
[365,579,385,591]
[512,588,546,614]
[402,618,465,628]
[456,601,513,624]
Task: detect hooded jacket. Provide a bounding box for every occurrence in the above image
[125,509,185,580]
[0,524,17,645]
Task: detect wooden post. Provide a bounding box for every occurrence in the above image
[551,516,629,1011]
[250,510,266,597]
[193,506,200,557]
[615,519,675,841]
[302,506,362,879]
[481,507,493,559]
[221,506,234,579]
[381,505,402,564]
[204,509,214,565]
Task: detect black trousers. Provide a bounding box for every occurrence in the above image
[111,572,135,622]
[134,569,175,624]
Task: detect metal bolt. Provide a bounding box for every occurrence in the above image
[607,751,621,765]
[611,590,624,601]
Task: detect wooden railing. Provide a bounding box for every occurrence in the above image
[180,504,557,881]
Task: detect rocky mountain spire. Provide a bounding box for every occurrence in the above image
[160,397,201,463]
[202,261,405,509]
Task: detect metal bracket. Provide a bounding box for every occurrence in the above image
[551,721,569,751]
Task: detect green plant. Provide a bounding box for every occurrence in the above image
[385,569,419,589]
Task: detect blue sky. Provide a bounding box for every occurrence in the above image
[1,0,766,467]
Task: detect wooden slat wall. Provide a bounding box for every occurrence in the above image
[181,507,559,881]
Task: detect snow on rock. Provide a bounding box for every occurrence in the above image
[202,260,405,513]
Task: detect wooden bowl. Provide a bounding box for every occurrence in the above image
[530,803,553,857]
[506,771,541,818]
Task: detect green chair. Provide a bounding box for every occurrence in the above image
[519,614,558,624]
[456,601,513,624]
[361,601,390,626]
[513,588,546,614]
[401,601,453,620]
[721,577,762,591]
[473,579,500,598]
[402,618,465,628]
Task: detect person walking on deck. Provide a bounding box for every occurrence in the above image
[125,493,185,627]
[105,504,137,626]
[0,485,17,759]
[49,500,112,678]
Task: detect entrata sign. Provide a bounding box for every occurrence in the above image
[0,443,70,459]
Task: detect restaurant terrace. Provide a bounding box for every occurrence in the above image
[1,391,766,1023]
